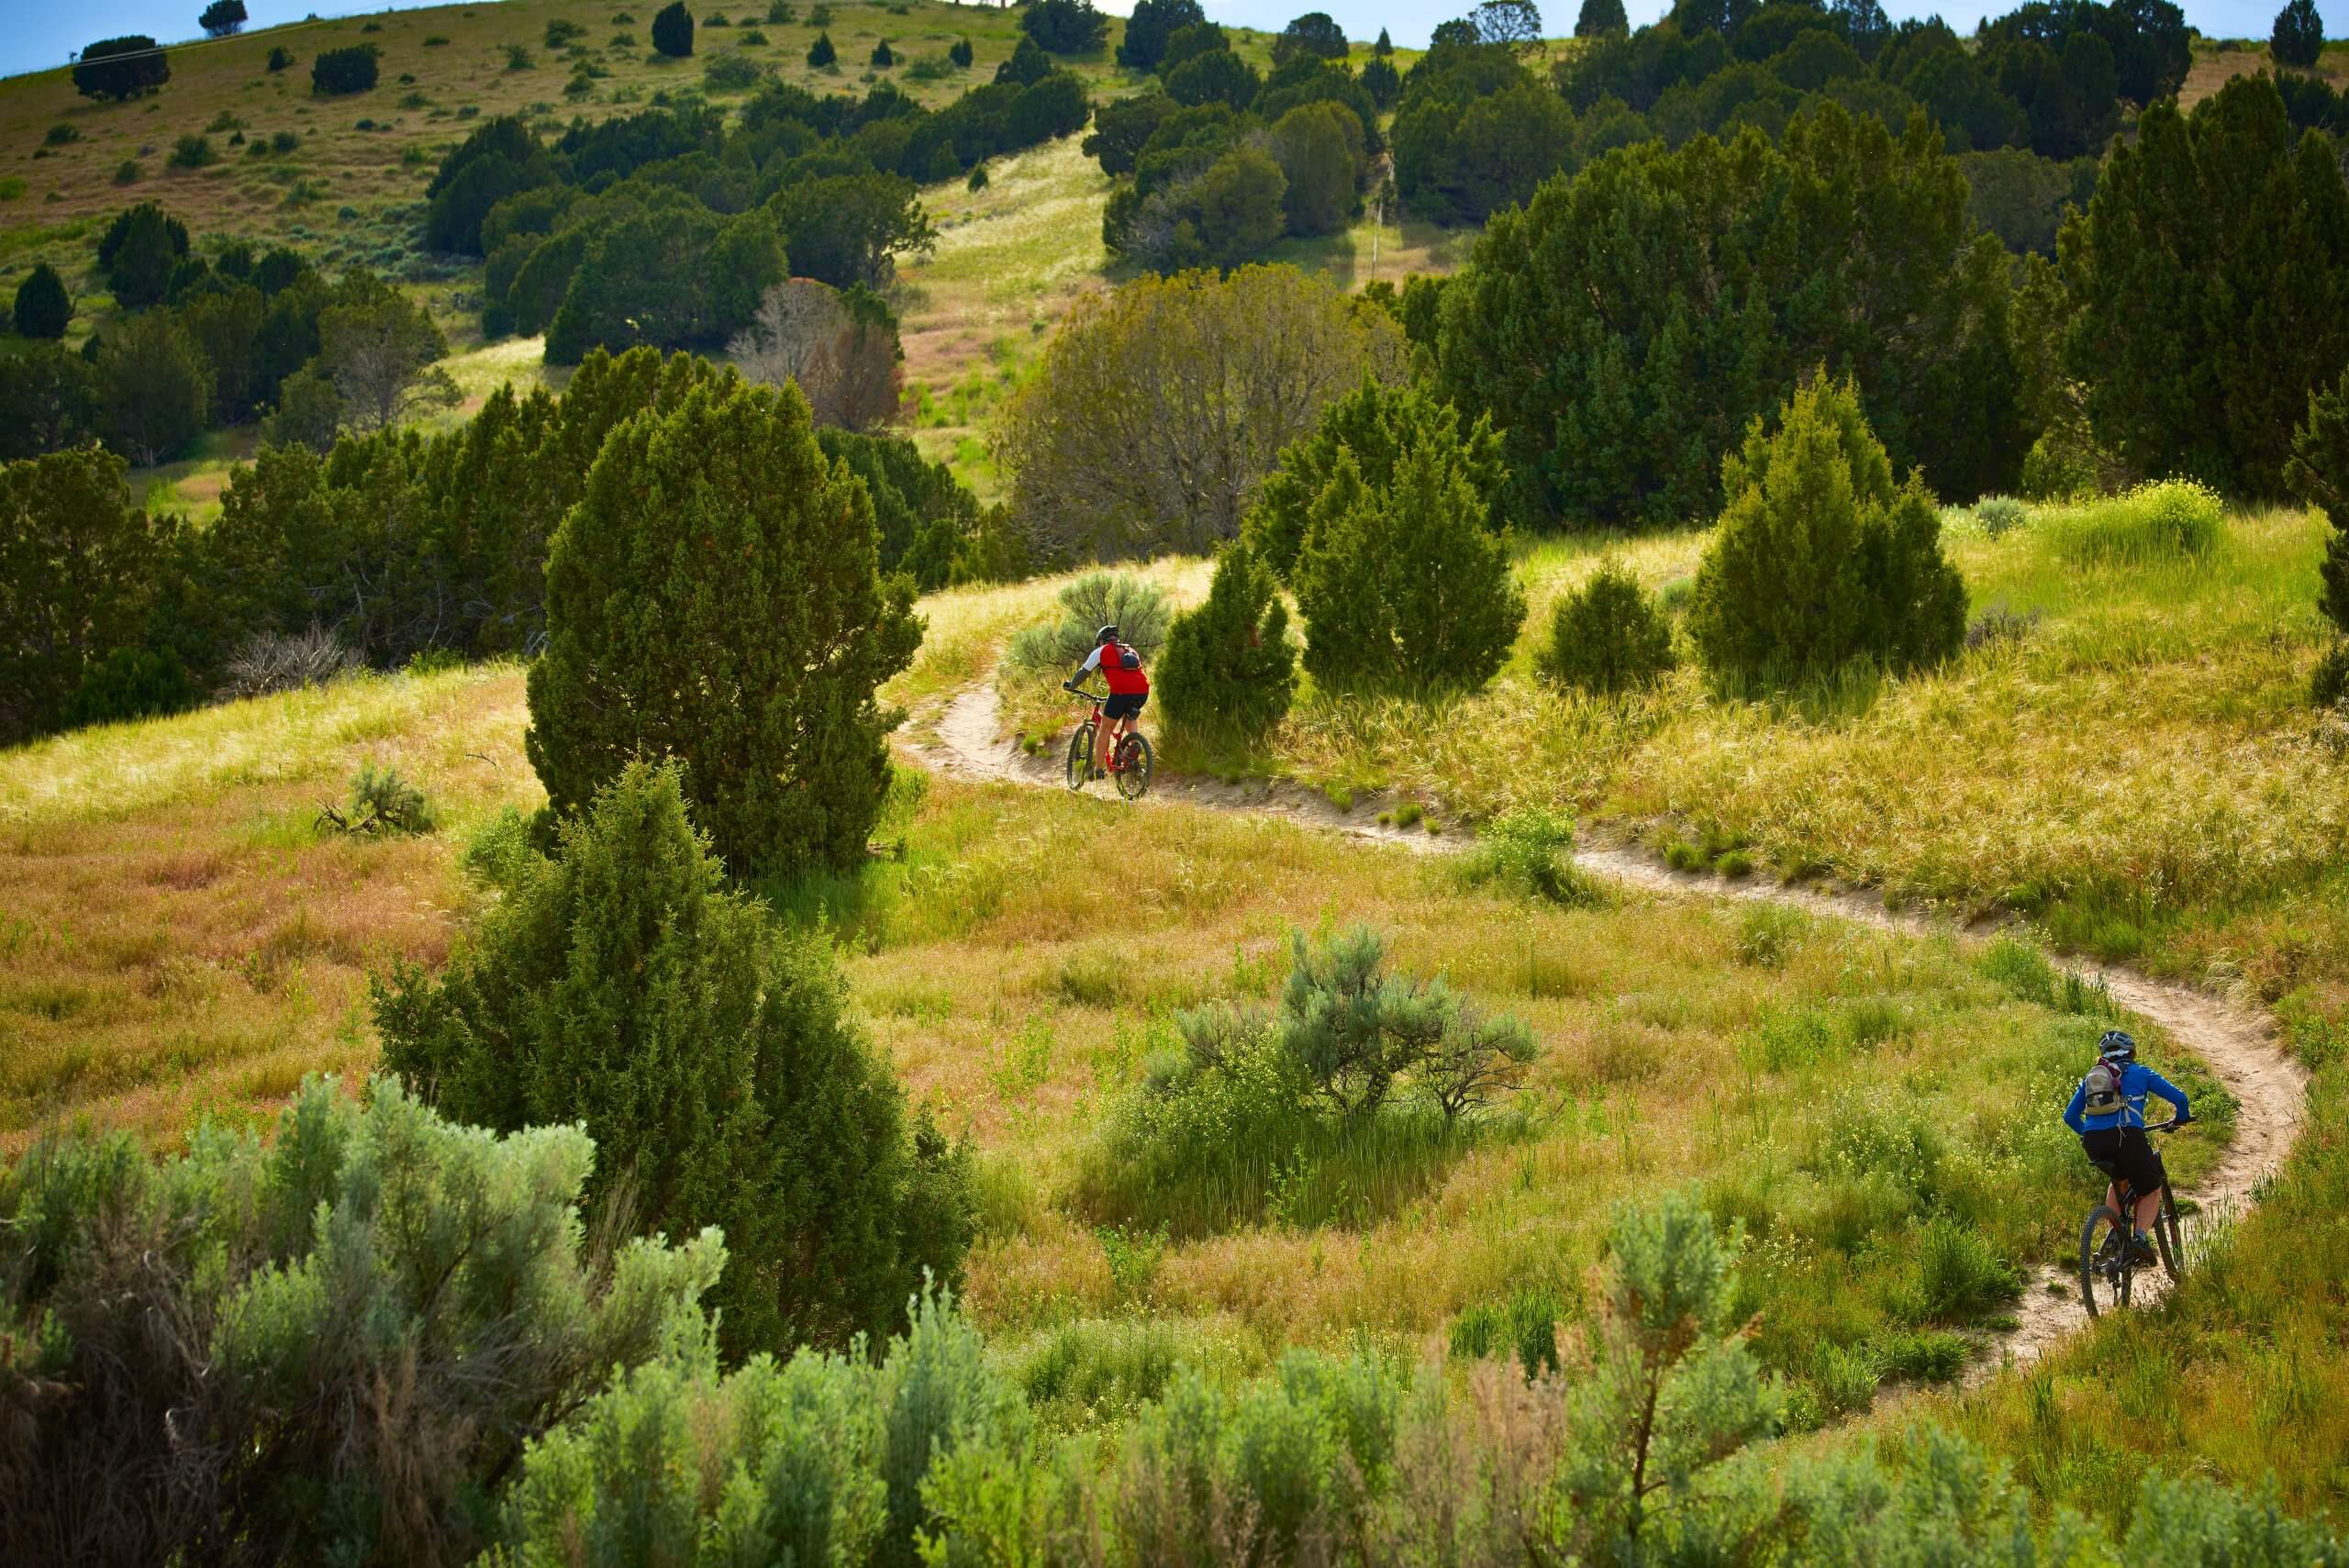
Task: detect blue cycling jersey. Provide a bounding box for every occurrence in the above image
[2064,1061,2189,1134]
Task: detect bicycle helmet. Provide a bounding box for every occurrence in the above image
[1096,624,1119,646]
[2099,1029,2137,1062]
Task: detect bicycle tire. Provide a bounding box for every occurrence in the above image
[1065,724,1094,792]
[1115,733,1153,801]
[2079,1205,2132,1318]
[2156,1185,2185,1279]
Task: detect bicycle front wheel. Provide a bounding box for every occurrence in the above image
[2079,1205,2132,1318]
[1065,724,1094,792]
[2156,1186,2185,1280]
[1115,733,1153,800]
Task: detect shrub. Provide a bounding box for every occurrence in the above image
[2288,369,2349,633]
[112,158,142,185]
[1738,904,1808,967]
[218,626,358,697]
[42,122,80,146]
[2043,478,2224,564]
[167,132,217,169]
[807,28,837,66]
[527,375,918,876]
[311,43,381,95]
[10,262,71,340]
[704,46,763,88]
[1690,375,1967,687]
[504,42,535,70]
[376,760,974,1356]
[871,39,895,67]
[1155,546,1297,748]
[545,17,585,48]
[768,0,798,18]
[1293,441,1526,696]
[72,35,169,101]
[950,34,974,66]
[651,0,696,56]
[1004,572,1174,676]
[321,761,439,835]
[1538,562,1675,695]
[2311,640,2349,710]
[1456,806,1599,906]
[1449,1283,1566,1378]
[61,644,195,728]
[0,1076,721,1566]
[1973,495,2027,536]
[1906,1217,2022,1323]
[97,199,190,308]
[266,44,294,70]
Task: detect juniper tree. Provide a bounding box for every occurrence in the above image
[1540,562,1675,694]
[2288,370,2349,635]
[1155,545,1297,747]
[374,761,974,1358]
[11,263,71,340]
[526,373,920,877]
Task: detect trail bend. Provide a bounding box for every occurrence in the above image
[907,679,2310,1391]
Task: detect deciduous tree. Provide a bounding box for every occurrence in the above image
[729,276,903,430]
[198,0,248,38]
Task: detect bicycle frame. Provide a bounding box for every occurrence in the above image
[2078,1116,2186,1318]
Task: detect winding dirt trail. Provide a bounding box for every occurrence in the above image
[908,682,2311,1390]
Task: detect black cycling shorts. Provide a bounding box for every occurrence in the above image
[1103,691,1147,721]
[2082,1127,2165,1197]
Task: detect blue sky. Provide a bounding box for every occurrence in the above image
[0,0,2319,82]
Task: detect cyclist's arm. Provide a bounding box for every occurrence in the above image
[1067,648,1104,687]
[2062,1080,2088,1134]
[2139,1066,2191,1122]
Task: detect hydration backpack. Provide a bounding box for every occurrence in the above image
[1117,643,1140,671]
[2083,1060,2128,1118]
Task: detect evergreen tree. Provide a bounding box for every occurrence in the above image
[0,345,103,461]
[652,0,696,56]
[527,373,920,877]
[1246,375,1507,580]
[1575,0,1630,36]
[198,0,247,38]
[871,38,894,66]
[1293,440,1527,696]
[2289,369,2349,634]
[376,760,970,1358]
[1156,545,1297,746]
[1273,11,1351,65]
[309,43,380,95]
[1688,375,1965,686]
[949,35,974,67]
[72,36,169,101]
[1539,562,1675,694]
[11,262,71,340]
[2273,0,2325,69]
[1375,25,1395,53]
[0,446,168,744]
[2063,73,2349,496]
[96,313,211,466]
[1362,54,1401,107]
[1022,0,1108,54]
[807,28,837,65]
[1119,0,1205,69]
[97,201,190,310]
[1268,101,1364,237]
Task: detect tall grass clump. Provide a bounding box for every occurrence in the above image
[2043,479,2225,565]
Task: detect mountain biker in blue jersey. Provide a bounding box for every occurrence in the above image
[2064,1029,2191,1263]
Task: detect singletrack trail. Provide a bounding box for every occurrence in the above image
[909,680,2311,1391]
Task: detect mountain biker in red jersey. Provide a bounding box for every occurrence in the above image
[1064,624,1147,780]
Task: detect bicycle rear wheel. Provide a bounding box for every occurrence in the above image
[2079,1205,2132,1318]
[1115,733,1153,800]
[1065,724,1094,792]
[2155,1185,2185,1279]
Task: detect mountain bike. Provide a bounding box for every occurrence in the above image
[1063,684,1152,800]
[2078,1118,2188,1318]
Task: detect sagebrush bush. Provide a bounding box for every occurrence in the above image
[334,760,438,834]
[374,759,973,1357]
[1690,376,1967,687]
[1972,495,2027,536]
[1155,546,1296,747]
[1002,571,1173,676]
[527,374,919,877]
[2044,478,2225,564]
[0,1076,719,1566]
[1537,562,1675,695]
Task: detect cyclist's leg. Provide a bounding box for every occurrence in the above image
[1092,709,1110,771]
[2133,1189,2162,1232]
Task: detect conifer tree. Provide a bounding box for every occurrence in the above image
[1156,545,1297,746]
[526,373,921,877]
[1539,562,1675,694]
[11,262,71,340]
[808,28,837,65]
[2288,370,2349,635]
[374,760,973,1357]
[652,0,696,56]
[1689,376,1965,686]
[2272,0,2324,69]
[1575,0,1629,35]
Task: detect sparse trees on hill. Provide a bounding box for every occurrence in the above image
[1689,375,1965,686]
[198,0,247,38]
[652,0,696,57]
[375,759,972,1359]
[2273,0,2325,69]
[1119,0,1205,69]
[2063,73,2349,497]
[996,265,1406,560]
[310,43,380,95]
[527,373,921,877]
[1157,546,1297,746]
[11,264,71,341]
[72,36,170,101]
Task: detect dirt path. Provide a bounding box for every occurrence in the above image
[908,681,2312,1390]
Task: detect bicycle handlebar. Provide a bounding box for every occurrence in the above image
[2145,1117,2189,1133]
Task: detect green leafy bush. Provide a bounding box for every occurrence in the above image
[167,132,217,168]
[2043,478,2224,564]
[704,46,764,88]
[1002,571,1173,676]
[1155,546,1297,748]
[9,262,71,342]
[1537,562,1675,694]
[1689,375,1967,687]
[1906,1216,2023,1324]
[374,760,974,1357]
[527,374,917,877]
[1455,806,1598,906]
[0,1076,720,1566]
